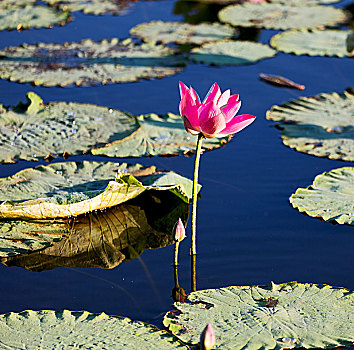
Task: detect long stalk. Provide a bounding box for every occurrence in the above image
[191,133,204,256]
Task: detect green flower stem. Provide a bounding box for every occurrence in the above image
[173,263,179,288]
[191,133,204,256]
[174,241,180,267]
[191,252,197,292]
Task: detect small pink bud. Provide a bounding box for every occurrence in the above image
[173,218,186,242]
[200,323,216,350]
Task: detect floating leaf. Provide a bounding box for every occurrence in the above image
[290,167,354,225]
[164,281,354,349]
[190,40,276,65]
[218,3,349,30]
[130,21,237,45]
[266,90,354,161]
[0,0,37,7]
[259,73,305,90]
[41,0,133,15]
[92,113,229,157]
[270,29,353,57]
[0,161,198,219]
[0,92,139,163]
[0,38,184,87]
[269,0,341,4]
[3,191,188,270]
[0,3,70,31]
[0,219,68,257]
[0,310,189,349]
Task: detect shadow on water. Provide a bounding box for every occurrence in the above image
[2,190,189,271]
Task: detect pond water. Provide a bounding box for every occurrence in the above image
[0,0,353,332]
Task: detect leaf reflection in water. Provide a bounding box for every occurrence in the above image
[2,191,188,272]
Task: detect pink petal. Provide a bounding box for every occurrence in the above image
[222,100,241,123]
[217,89,230,108]
[179,88,200,115]
[199,101,227,137]
[184,116,200,135]
[203,82,221,104]
[189,87,201,103]
[179,81,188,99]
[217,114,256,136]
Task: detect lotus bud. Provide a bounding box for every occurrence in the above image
[200,323,216,350]
[173,218,186,243]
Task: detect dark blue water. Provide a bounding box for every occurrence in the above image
[0,0,353,328]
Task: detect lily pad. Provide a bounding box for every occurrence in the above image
[0,310,189,349]
[0,161,198,219]
[269,0,341,4]
[130,21,237,45]
[266,90,354,161]
[41,0,132,15]
[92,113,230,157]
[270,29,353,57]
[0,219,68,257]
[164,281,354,349]
[290,167,354,225]
[218,3,349,30]
[0,3,70,31]
[0,38,184,87]
[3,191,188,270]
[0,92,139,163]
[190,40,276,65]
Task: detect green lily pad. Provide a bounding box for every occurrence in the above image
[218,3,349,30]
[92,113,230,157]
[290,167,354,225]
[0,3,70,31]
[269,0,341,4]
[41,0,132,15]
[164,281,354,349]
[0,219,68,257]
[190,40,276,65]
[3,191,188,270]
[270,29,353,57]
[0,0,36,7]
[0,92,139,163]
[0,38,184,87]
[130,21,237,45]
[0,310,189,349]
[0,161,198,219]
[266,90,354,161]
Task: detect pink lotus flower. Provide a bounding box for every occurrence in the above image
[173,218,186,243]
[179,82,256,138]
[200,323,216,350]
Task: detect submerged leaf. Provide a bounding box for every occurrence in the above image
[0,38,184,86]
[42,0,133,15]
[130,21,237,45]
[290,167,354,225]
[218,3,349,30]
[0,219,69,257]
[190,40,276,65]
[0,3,70,31]
[0,310,189,349]
[270,29,353,57]
[3,190,188,268]
[92,113,230,157]
[0,161,198,219]
[259,73,305,90]
[164,282,354,349]
[266,90,354,161]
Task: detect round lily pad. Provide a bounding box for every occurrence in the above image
[164,281,354,349]
[290,167,354,225]
[270,29,353,57]
[0,161,198,219]
[41,0,132,15]
[0,219,68,257]
[130,21,237,45]
[92,113,230,157]
[0,310,189,349]
[3,191,188,270]
[0,92,138,163]
[1,0,36,6]
[0,38,184,87]
[0,4,70,31]
[218,3,349,30]
[266,90,354,161]
[269,0,341,4]
[190,40,276,65]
